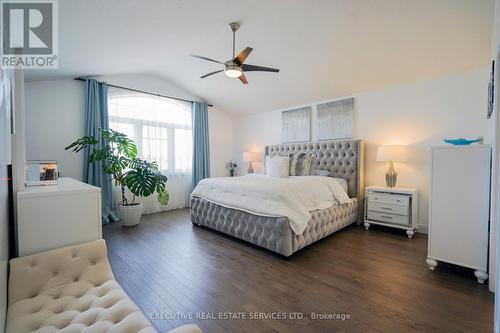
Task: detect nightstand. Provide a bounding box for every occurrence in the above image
[364,186,418,238]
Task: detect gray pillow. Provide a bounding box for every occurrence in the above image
[310,170,349,193]
[311,169,330,177]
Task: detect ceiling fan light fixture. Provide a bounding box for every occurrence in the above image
[224,65,243,78]
[192,22,280,84]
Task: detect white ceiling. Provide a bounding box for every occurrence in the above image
[26,0,495,115]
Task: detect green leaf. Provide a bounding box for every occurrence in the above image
[128,158,141,169]
[99,128,137,158]
[89,148,109,163]
[157,189,169,206]
[124,169,156,197]
[123,158,169,204]
[65,136,98,153]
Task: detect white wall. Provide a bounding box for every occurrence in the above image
[0,161,7,333]
[0,70,13,333]
[493,0,500,60]
[24,74,234,181]
[490,0,500,297]
[25,79,84,180]
[207,108,234,177]
[233,68,490,228]
[0,144,7,333]
[1,70,26,333]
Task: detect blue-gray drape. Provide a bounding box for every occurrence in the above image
[83,79,119,224]
[192,101,210,190]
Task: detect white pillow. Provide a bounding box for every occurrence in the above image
[266,156,290,178]
[332,178,349,194]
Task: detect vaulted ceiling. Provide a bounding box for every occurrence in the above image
[26,0,495,115]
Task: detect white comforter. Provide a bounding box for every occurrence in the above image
[191,174,351,234]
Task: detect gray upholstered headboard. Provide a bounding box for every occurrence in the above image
[265,139,365,199]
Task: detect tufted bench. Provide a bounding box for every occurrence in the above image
[5,240,202,333]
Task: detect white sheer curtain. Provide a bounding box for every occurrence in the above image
[108,87,192,214]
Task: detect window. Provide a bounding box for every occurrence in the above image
[108,87,192,174]
[142,125,169,170]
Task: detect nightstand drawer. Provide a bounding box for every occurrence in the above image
[366,211,409,226]
[368,193,409,206]
[367,202,408,216]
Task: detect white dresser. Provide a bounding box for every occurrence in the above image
[16,178,102,256]
[426,145,491,283]
[364,186,418,238]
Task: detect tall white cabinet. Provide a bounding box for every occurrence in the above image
[426,145,491,283]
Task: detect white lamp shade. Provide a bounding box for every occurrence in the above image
[376,145,408,162]
[242,152,261,162]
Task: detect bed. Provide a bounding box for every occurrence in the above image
[190,139,364,257]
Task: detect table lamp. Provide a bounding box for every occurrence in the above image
[376,145,408,187]
[242,152,260,174]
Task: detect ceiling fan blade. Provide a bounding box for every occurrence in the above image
[242,64,280,73]
[233,47,253,66]
[239,73,248,84]
[191,55,224,64]
[201,70,224,78]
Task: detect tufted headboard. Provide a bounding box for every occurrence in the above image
[265,139,364,199]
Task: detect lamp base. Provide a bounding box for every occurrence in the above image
[247,162,254,174]
[385,161,398,188]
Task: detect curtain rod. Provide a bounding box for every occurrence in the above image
[74,77,213,108]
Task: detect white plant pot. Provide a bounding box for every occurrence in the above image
[118,203,144,227]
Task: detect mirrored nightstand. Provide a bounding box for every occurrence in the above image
[364,186,418,238]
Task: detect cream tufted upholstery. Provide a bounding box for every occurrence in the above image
[6,240,202,333]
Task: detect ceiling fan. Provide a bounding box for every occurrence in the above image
[191,22,280,84]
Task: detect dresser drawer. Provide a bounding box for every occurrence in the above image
[368,192,409,206]
[366,211,409,226]
[367,202,408,216]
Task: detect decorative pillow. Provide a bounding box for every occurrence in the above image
[266,156,290,178]
[311,169,330,177]
[289,153,314,176]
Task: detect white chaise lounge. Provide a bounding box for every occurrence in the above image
[5,239,201,333]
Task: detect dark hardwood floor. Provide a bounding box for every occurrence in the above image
[103,209,493,333]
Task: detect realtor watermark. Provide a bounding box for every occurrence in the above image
[149,311,351,321]
[1,0,58,68]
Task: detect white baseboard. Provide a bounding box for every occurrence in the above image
[417,224,428,234]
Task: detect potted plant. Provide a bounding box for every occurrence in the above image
[65,129,169,227]
[226,161,237,177]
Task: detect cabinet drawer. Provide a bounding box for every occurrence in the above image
[367,202,408,216]
[368,192,409,206]
[367,211,409,226]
